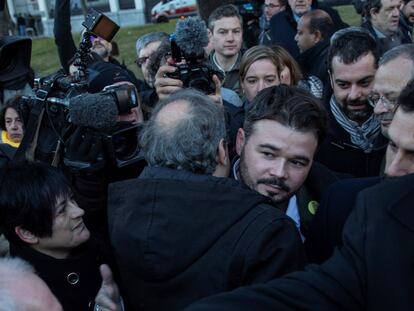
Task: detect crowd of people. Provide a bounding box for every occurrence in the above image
[0,0,414,310]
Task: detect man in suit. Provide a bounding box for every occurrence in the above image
[184,171,414,311]
[362,0,412,56]
[295,10,334,88]
[182,69,414,311]
[232,85,338,240]
[268,0,346,59]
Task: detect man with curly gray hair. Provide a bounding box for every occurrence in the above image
[108,88,305,311]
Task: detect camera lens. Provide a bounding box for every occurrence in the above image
[111,126,139,161]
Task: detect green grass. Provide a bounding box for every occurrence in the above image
[335,5,360,27]
[31,5,359,77]
[31,21,176,78]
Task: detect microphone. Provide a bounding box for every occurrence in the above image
[175,17,209,59]
[68,93,118,129]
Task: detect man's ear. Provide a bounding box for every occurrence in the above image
[15,226,39,245]
[207,28,213,39]
[314,30,322,43]
[217,138,228,166]
[235,128,246,156]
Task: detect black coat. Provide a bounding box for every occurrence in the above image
[297,39,330,88]
[108,166,305,311]
[305,176,382,263]
[10,242,102,311]
[183,173,414,311]
[315,103,387,177]
[269,4,346,60]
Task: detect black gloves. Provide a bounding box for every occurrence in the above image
[64,127,105,173]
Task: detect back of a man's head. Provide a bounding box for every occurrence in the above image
[140,89,227,175]
[328,27,379,72]
[0,257,63,311]
[244,85,328,145]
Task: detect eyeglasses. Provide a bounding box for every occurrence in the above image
[367,93,398,110]
[135,56,149,67]
[264,3,280,8]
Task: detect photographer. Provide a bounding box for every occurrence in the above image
[152,17,244,157]
[53,0,141,90]
[62,61,146,249]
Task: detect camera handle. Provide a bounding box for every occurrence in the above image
[73,30,93,84]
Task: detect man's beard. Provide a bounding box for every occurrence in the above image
[92,43,109,59]
[341,98,373,123]
[239,151,292,208]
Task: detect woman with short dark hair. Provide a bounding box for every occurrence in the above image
[0,162,123,311]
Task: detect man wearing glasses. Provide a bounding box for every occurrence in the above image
[305,44,414,263]
[259,0,287,45]
[370,44,414,138]
[135,32,169,117]
[135,32,169,88]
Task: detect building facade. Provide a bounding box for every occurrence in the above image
[7,0,146,36]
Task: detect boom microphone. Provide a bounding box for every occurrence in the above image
[69,93,118,129]
[175,17,209,59]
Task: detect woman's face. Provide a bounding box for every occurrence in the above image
[34,195,90,259]
[241,58,280,102]
[4,108,24,143]
[279,65,292,85]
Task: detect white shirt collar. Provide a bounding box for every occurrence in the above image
[286,195,305,241]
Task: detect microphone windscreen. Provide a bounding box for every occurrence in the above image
[175,17,209,58]
[69,93,118,129]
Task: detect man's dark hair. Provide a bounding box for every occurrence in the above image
[304,10,334,40]
[244,85,328,145]
[208,4,243,31]
[328,27,379,72]
[366,0,383,14]
[0,161,71,245]
[140,89,227,174]
[0,96,26,130]
[397,78,414,113]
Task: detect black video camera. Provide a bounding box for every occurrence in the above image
[167,34,221,95]
[13,10,142,168]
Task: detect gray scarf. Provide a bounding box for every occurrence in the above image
[330,96,380,153]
